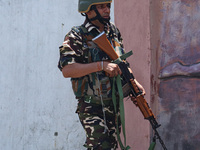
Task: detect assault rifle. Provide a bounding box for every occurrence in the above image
[92,32,167,150]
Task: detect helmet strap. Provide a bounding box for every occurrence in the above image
[81,13,86,16]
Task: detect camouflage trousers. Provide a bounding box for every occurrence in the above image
[76,97,121,150]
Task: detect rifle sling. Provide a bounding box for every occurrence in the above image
[112,75,130,150]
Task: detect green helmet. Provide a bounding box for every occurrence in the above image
[78,0,112,13]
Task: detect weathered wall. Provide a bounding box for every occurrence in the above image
[0,0,103,150]
[0,0,86,149]
[151,0,200,150]
[115,0,151,150]
[116,0,200,150]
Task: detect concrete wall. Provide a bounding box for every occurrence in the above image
[0,1,114,150]
[115,0,151,150]
[0,0,85,149]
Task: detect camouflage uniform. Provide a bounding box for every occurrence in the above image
[58,19,125,149]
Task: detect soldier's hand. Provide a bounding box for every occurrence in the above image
[134,79,146,96]
[103,61,122,77]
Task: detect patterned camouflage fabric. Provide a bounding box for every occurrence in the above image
[77,97,121,150]
[58,19,125,150]
[58,19,125,99]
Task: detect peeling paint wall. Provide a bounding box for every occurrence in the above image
[151,0,200,150]
[115,0,200,150]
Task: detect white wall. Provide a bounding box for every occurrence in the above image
[0,0,114,150]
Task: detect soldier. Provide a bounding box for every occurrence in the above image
[58,0,145,149]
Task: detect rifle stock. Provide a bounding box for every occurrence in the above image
[92,31,167,150]
[92,32,119,60]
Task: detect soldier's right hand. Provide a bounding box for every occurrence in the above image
[103,61,122,77]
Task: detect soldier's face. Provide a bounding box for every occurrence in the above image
[95,3,111,19]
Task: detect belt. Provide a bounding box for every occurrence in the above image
[83,95,112,106]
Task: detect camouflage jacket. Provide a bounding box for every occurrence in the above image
[58,20,125,99]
